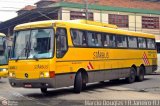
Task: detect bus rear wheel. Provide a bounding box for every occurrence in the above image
[41,88,47,94]
[126,67,136,83]
[136,67,145,82]
[74,72,82,93]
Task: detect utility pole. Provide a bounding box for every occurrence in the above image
[84,0,88,20]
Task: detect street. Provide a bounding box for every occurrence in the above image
[1,75,160,106]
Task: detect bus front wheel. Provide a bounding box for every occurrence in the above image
[74,72,82,93]
[126,67,136,83]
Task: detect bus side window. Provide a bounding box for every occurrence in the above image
[87,32,95,47]
[128,36,138,48]
[71,29,87,47]
[117,35,127,48]
[103,34,110,47]
[138,37,146,49]
[95,33,102,47]
[109,35,116,47]
[87,32,102,47]
[147,38,155,49]
[56,28,68,58]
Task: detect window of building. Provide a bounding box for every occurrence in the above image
[70,11,93,20]
[109,14,128,28]
[87,32,102,47]
[147,39,155,49]
[71,29,87,46]
[103,34,116,47]
[117,36,127,48]
[128,36,138,48]
[138,37,146,48]
[142,16,159,29]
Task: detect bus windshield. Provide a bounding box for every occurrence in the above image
[0,37,8,65]
[12,28,54,60]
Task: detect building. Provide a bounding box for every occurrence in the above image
[17,5,36,16]
[0,0,160,50]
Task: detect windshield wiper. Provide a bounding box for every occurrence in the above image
[15,42,29,62]
[15,47,27,62]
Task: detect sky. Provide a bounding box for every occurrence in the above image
[0,0,39,22]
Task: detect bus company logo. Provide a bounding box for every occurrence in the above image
[24,73,29,78]
[93,51,109,59]
[142,52,150,65]
[9,66,17,70]
[87,62,94,70]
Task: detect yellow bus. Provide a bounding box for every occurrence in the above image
[9,20,157,93]
[0,33,8,78]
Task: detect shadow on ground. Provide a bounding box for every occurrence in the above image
[25,78,151,99]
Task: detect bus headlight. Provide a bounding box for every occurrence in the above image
[40,72,44,78]
[40,71,55,78]
[0,68,7,72]
[9,72,15,78]
[40,72,49,78]
[44,72,49,77]
[2,69,7,72]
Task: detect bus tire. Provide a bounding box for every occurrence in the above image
[136,67,145,82]
[82,72,87,90]
[74,72,82,93]
[41,88,47,94]
[126,67,136,83]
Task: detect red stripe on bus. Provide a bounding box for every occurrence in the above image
[89,62,94,69]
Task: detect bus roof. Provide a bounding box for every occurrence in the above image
[14,20,155,39]
[0,33,6,37]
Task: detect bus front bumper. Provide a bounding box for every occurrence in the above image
[9,78,55,88]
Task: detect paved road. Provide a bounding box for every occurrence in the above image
[0,75,160,106]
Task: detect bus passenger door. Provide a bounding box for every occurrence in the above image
[55,28,74,88]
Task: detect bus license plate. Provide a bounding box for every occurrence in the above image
[24,84,32,88]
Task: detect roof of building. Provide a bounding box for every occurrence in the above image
[38,0,160,11]
[22,0,160,15]
[17,5,36,12]
[48,1,160,15]
[0,6,59,35]
[35,0,59,4]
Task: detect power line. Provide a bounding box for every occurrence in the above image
[1,7,22,9]
[0,8,59,31]
[0,9,20,11]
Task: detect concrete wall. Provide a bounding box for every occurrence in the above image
[61,9,70,20]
